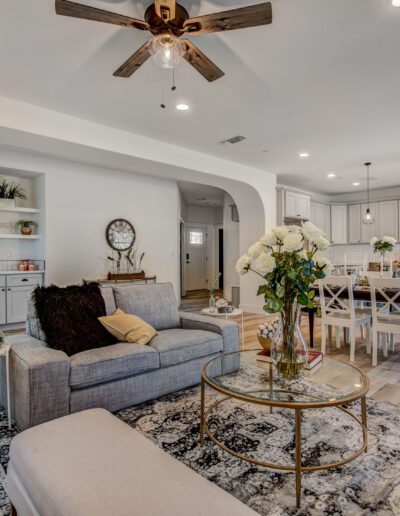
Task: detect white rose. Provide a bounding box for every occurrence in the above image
[259,232,277,247]
[302,221,324,242]
[248,241,264,258]
[288,225,302,233]
[382,236,396,245]
[314,235,330,251]
[316,257,333,276]
[282,232,303,252]
[255,252,276,274]
[370,237,378,246]
[235,254,251,275]
[272,225,290,241]
[297,249,308,260]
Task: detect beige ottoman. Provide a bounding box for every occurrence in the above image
[7,408,257,516]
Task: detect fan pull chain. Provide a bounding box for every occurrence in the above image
[171,47,177,91]
[160,68,166,109]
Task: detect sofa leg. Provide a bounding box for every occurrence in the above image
[11,504,17,516]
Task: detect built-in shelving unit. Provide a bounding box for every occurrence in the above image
[0,234,41,240]
[0,207,41,214]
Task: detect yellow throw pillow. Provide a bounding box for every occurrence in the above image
[98,308,157,345]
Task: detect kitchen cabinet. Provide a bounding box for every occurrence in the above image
[310,202,331,239]
[0,273,44,325]
[348,204,362,244]
[331,205,348,244]
[378,200,398,239]
[285,191,310,219]
[361,203,379,243]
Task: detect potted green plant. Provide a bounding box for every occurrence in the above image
[16,220,37,236]
[0,177,27,208]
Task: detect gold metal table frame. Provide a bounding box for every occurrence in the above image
[200,352,369,509]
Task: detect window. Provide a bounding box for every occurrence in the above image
[189,231,203,245]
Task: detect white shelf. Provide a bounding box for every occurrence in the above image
[0,270,45,275]
[0,234,41,240]
[0,207,40,214]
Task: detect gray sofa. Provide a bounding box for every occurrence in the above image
[5,283,239,430]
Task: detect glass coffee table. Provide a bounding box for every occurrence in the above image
[201,350,369,508]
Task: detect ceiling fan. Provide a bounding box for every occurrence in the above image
[55,0,273,82]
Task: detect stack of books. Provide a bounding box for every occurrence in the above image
[256,349,323,370]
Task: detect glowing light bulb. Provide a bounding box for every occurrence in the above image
[148,34,186,69]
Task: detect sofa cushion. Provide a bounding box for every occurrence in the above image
[149,329,223,367]
[70,343,160,389]
[113,283,180,331]
[98,308,157,345]
[100,286,117,315]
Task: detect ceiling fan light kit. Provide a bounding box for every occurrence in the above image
[55,0,272,82]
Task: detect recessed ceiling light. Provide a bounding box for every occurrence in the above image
[327,173,336,178]
[176,104,189,111]
[299,152,310,158]
[353,182,361,186]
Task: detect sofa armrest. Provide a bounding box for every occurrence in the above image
[179,312,239,353]
[8,334,71,430]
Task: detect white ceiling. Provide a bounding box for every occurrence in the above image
[178,180,225,206]
[1,0,400,194]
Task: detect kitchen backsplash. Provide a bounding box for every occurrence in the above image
[329,244,400,265]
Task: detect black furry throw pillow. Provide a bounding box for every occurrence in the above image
[33,283,117,356]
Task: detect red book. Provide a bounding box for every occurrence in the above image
[305,351,323,370]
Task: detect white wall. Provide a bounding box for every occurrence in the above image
[185,205,223,225]
[223,194,240,302]
[44,163,179,290]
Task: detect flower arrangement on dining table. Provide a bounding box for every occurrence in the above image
[370,236,396,257]
[236,222,332,378]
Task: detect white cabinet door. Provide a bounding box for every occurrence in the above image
[285,191,297,217]
[331,205,348,244]
[285,191,310,219]
[378,201,398,239]
[0,286,5,325]
[310,202,330,239]
[348,204,362,244]
[6,286,34,324]
[361,203,379,243]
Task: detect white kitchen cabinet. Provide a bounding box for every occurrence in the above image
[378,200,398,239]
[0,277,5,325]
[331,205,348,244]
[361,203,379,243]
[6,286,34,324]
[285,191,310,219]
[348,204,362,244]
[310,202,331,239]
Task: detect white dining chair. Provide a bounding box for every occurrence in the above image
[369,277,400,366]
[318,276,372,362]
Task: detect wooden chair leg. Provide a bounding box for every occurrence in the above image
[366,324,371,354]
[372,329,378,366]
[321,324,327,354]
[335,326,340,348]
[383,333,389,357]
[360,324,365,339]
[328,325,333,348]
[11,503,17,516]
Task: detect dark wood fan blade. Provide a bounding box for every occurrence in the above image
[55,0,149,31]
[113,42,151,77]
[183,2,272,35]
[154,0,176,21]
[183,39,224,82]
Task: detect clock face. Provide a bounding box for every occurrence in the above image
[106,219,135,251]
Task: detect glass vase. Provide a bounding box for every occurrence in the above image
[209,293,217,314]
[271,303,308,380]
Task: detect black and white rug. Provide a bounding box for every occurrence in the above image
[0,389,400,515]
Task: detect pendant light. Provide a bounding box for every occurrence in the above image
[362,162,374,225]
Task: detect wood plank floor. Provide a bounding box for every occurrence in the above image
[181,290,400,406]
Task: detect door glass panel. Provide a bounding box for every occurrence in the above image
[189,231,203,245]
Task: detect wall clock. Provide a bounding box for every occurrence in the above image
[106,219,136,251]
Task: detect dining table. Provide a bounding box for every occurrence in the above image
[306,285,400,348]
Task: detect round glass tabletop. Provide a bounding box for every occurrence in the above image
[202,350,369,408]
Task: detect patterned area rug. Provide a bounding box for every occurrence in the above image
[0,390,399,515]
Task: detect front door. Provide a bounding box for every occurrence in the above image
[185,226,207,291]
